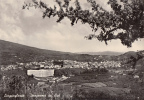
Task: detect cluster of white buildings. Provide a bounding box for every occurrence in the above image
[93,61,121,68]
[62,60,121,69]
[0,65,18,71]
[0,60,122,71]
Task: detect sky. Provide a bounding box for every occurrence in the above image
[0,0,144,53]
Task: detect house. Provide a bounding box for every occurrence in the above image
[134,75,139,79]
[37,82,45,86]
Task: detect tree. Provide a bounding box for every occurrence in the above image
[0,74,2,80]
[23,0,144,47]
[6,75,26,93]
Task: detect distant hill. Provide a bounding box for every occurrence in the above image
[120,51,137,57]
[77,51,123,56]
[0,39,143,65]
[0,40,95,65]
[118,50,144,68]
[118,51,144,60]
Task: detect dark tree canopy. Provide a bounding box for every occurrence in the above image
[23,0,144,47]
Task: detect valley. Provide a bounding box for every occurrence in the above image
[0,40,144,100]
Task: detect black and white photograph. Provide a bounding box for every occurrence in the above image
[0,0,144,100]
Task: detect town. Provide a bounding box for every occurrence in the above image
[0,51,144,100]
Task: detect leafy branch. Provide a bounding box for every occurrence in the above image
[23,0,144,47]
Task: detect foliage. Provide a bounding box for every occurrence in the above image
[84,67,108,73]
[54,67,108,77]
[23,0,144,47]
[72,87,136,100]
[54,68,85,77]
[1,74,73,100]
[3,75,27,93]
[0,74,2,80]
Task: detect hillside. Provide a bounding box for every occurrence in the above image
[0,40,95,64]
[0,40,143,65]
[118,50,144,60]
[118,50,144,69]
[77,51,123,56]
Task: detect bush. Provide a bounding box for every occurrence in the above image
[54,68,85,77]
[72,88,135,100]
[99,68,108,73]
[81,68,108,75]
[0,74,2,80]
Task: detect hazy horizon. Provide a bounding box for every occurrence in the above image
[0,39,141,54]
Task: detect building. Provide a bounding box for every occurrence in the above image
[27,69,54,77]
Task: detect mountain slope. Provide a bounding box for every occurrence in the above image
[0,40,94,64]
[0,40,142,65]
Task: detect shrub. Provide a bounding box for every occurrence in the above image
[72,88,135,100]
[54,68,85,77]
[0,74,2,80]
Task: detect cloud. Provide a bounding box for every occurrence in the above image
[0,0,143,53]
[0,26,26,43]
